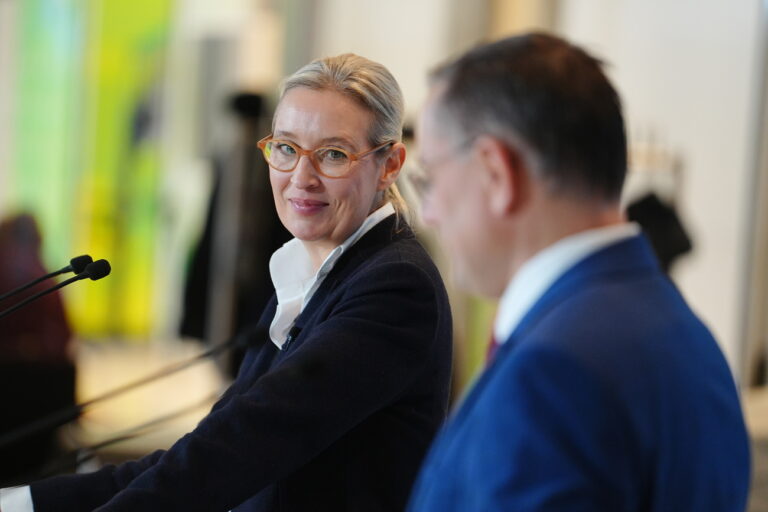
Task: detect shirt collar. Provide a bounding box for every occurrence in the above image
[267,203,395,348]
[314,202,396,281]
[494,222,641,344]
[269,202,395,293]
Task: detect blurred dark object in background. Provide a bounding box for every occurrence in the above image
[0,214,75,485]
[627,192,693,273]
[179,92,290,377]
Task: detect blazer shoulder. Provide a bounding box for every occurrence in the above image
[329,217,441,285]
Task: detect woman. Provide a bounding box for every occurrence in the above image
[12,54,453,512]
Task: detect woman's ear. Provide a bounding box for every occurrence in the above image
[378,142,406,190]
[474,135,527,217]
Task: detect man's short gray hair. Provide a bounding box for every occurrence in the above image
[429,32,627,202]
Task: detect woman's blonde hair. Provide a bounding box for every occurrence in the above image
[278,53,408,221]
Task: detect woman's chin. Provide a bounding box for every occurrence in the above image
[288,224,327,244]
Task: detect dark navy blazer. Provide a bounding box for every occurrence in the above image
[408,234,750,511]
[30,215,453,511]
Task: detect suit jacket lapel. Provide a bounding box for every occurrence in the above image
[502,234,659,351]
[447,234,660,428]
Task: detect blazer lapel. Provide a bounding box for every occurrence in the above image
[274,215,411,356]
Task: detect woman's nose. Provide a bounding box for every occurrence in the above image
[290,156,321,189]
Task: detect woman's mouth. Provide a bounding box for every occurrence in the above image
[289,198,328,215]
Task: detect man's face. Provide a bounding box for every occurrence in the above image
[416,93,496,296]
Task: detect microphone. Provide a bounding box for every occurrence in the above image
[0,259,110,321]
[283,325,302,351]
[63,255,94,275]
[0,254,93,303]
[81,259,111,280]
[0,327,265,451]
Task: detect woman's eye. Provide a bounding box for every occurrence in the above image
[320,148,349,163]
[275,143,296,155]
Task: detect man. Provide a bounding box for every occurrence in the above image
[408,32,750,511]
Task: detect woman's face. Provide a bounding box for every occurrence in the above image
[270,87,401,261]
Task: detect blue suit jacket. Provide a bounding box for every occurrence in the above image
[30,216,453,511]
[408,235,750,511]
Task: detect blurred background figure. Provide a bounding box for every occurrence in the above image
[0,213,75,485]
[179,92,291,378]
[626,192,692,273]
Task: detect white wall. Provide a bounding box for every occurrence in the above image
[557,0,765,377]
[313,0,488,123]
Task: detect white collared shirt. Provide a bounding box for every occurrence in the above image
[494,223,641,345]
[268,202,396,349]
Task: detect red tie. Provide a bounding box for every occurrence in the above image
[486,333,500,365]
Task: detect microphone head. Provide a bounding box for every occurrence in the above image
[84,259,111,281]
[70,255,93,274]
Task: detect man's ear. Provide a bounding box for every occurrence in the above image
[378,142,406,190]
[474,135,527,216]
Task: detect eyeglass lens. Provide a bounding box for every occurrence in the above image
[265,141,351,177]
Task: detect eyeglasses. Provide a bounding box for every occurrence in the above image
[408,138,475,197]
[257,135,394,179]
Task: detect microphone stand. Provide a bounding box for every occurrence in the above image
[0,329,258,451]
[38,392,223,479]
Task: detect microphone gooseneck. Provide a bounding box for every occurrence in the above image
[0,254,93,303]
[0,327,267,451]
[38,393,223,479]
[0,258,111,321]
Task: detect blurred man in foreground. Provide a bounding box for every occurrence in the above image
[408,32,750,511]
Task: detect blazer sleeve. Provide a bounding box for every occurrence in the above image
[29,450,165,512]
[27,305,281,512]
[86,259,443,511]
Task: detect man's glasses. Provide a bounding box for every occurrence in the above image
[257,135,394,179]
[408,137,475,198]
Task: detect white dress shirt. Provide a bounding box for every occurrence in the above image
[494,222,641,345]
[0,486,31,512]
